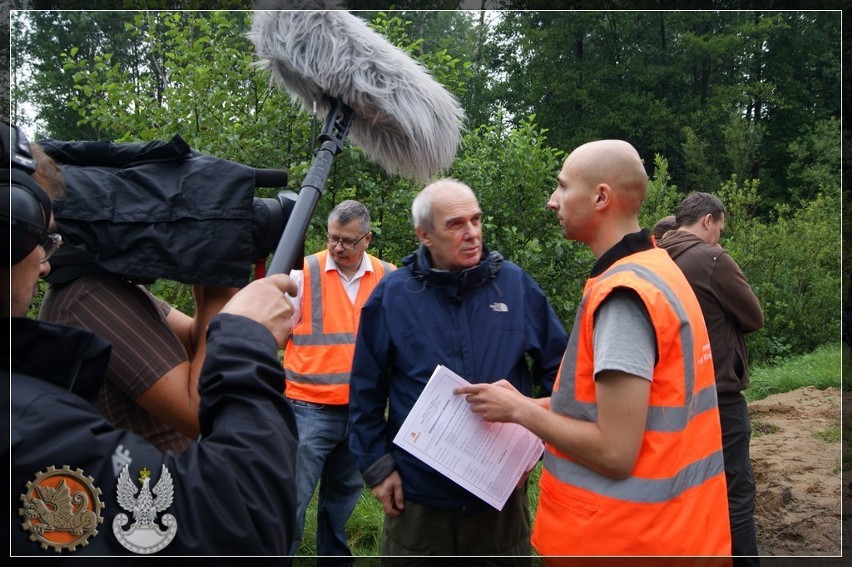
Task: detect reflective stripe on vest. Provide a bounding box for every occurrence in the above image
[544,447,725,504]
[533,248,730,556]
[290,254,357,348]
[552,262,719,437]
[283,250,393,403]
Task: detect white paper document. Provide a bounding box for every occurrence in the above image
[393,365,544,510]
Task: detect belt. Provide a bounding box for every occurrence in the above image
[288,399,349,411]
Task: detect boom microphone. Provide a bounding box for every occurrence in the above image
[248,4,466,274]
[249,6,464,181]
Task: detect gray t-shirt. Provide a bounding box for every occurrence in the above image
[592,288,656,381]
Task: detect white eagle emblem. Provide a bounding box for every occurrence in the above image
[113,464,177,554]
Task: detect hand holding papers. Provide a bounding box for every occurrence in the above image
[392,365,543,510]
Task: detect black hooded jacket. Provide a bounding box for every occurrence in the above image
[10,315,297,559]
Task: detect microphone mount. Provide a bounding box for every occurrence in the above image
[318,96,353,154]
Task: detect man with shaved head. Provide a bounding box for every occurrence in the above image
[456,141,733,557]
[349,178,568,561]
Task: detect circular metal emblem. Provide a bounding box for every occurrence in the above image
[19,465,104,553]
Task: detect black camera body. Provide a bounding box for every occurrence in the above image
[40,135,298,287]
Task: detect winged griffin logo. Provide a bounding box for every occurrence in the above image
[113,464,177,554]
[19,465,104,552]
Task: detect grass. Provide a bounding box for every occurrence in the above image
[295,487,385,557]
[297,342,846,558]
[744,342,842,402]
[751,421,781,437]
[814,425,841,443]
[299,466,546,558]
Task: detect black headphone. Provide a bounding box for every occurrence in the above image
[3,120,54,264]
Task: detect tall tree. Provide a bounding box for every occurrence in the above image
[11,11,138,139]
[479,10,841,211]
[756,11,842,205]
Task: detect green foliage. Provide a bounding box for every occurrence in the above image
[294,487,384,557]
[680,126,721,195]
[11,12,140,139]
[149,279,194,316]
[730,188,841,365]
[25,281,50,320]
[722,115,765,188]
[62,11,309,170]
[345,491,386,557]
[640,153,681,230]
[786,117,842,204]
[482,11,840,213]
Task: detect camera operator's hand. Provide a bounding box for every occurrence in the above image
[220,274,297,347]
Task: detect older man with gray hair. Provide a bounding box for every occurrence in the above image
[349,179,568,562]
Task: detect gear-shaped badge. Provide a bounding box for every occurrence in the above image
[19,465,104,553]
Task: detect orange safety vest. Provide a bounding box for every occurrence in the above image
[283,250,394,405]
[532,248,731,557]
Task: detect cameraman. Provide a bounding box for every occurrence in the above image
[8,121,299,556]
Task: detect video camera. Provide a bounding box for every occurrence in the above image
[40,134,300,287]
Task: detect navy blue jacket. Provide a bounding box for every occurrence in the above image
[349,246,568,514]
[10,314,297,559]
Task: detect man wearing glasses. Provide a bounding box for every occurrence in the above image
[7,135,66,316]
[283,199,395,564]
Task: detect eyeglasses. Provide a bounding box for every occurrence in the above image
[40,232,63,263]
[12,219,63,263]
[327,232,368,250]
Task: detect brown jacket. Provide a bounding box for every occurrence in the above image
[658,230,764,404]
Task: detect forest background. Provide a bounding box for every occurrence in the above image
[4,4,845,374]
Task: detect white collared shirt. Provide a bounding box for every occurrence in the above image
[287,252,374,326]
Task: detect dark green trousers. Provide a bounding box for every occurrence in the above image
[380,486,532,566]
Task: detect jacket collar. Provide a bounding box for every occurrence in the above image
[591,229,655,277]
[11,317,112,402]
[403,244,504,294]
